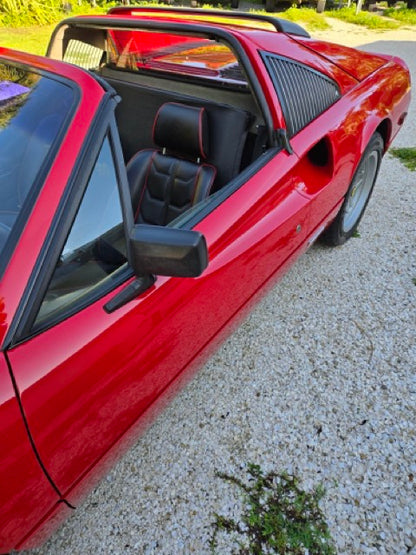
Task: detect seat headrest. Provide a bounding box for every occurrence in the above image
[153,102,209,160]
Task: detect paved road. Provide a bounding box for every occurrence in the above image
[29,34,416,555]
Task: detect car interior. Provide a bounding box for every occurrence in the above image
[3,22,273,328]
[48,24,270,223]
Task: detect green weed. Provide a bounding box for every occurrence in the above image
[390,147,416,171]
[328,6,400,29]
[280,7,331,31]
[248,6,330,31]
[0,0,108,27]
[384,7,416,25]
[210,463,335,554]
[0,0,61,26]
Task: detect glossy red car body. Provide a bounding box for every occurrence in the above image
[0,8,410,551]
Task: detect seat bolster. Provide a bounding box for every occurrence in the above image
[206,108,252,188]
[126,149,157,216]
[193,164,217,204]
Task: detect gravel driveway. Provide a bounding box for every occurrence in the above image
[28,31,415,555]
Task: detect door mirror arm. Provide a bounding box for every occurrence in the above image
[104,274,156,314]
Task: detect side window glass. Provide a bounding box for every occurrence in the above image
[35,136,127,326]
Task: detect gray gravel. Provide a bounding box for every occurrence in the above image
[29,38,415,555]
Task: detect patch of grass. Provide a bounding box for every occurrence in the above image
[280,7,331,31]
[328,6,400,29]
[248,6,330,31]
[0,2,110,54]
[210,463,335,554]
[390,147,416,171]
[68,2,113,16]
[0,25,54,55]
[384,7,416,26]
[352,229,361,238]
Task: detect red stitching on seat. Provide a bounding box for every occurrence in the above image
[152,105,165,145]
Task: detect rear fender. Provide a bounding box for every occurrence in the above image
[349,59,410,171]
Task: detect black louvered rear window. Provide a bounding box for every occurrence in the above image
[262,53,341,137]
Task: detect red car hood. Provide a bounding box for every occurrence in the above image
[294,37,389,81]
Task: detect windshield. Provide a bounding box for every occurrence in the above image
[0,61,75,263]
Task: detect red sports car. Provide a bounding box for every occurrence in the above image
[0,7,410,551]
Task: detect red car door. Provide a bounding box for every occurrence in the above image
[0,354,68,552]
[5,103,332,507]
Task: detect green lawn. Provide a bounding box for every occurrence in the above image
[0,25,54,55]
[327,6,400,29]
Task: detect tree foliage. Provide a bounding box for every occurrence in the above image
[0,0,113,26]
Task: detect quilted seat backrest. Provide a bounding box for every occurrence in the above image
[127,103,216,226]
[106,78,252,189]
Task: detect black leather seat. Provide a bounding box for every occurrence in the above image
[127,102,216,226]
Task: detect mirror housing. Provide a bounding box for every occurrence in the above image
[129,224,208,278]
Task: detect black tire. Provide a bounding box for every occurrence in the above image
[321,132,384,246]
[231,0,239,8]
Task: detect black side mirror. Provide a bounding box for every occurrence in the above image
[104,224,208,313]
[129,224,208,278]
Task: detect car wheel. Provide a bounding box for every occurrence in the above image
[265,0,275,11]
[231,0,239,7]
[321,132,384,246]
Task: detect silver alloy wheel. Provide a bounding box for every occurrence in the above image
[321,132,384,247]
[342,150,379,233]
